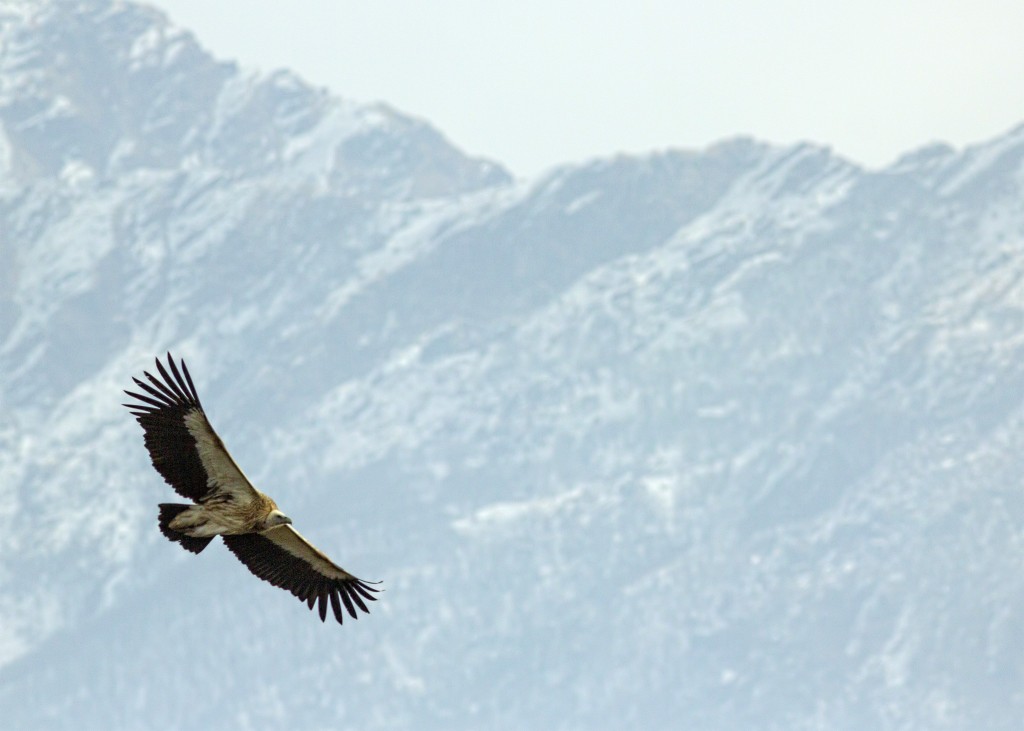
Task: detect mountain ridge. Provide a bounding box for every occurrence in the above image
[0,0,1022,728]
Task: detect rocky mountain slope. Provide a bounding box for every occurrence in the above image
[1,1,1022,728]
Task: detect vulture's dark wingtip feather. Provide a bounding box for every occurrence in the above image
[143,369,179,404]
[339,588,358,619]
[123,389,164,409]
[348,589,370,614]
[179,358,202,407]
[154,356,188,403]
[165,354,196,407]
[132,377,175,405]
[351,581,381,602]
[330,589,345,623]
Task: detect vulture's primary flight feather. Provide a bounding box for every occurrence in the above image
[124,353,379,624]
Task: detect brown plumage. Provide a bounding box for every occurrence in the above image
[124,353,380,624]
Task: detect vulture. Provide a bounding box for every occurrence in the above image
[123,353,379,624]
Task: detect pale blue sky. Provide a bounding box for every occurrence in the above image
[152,0,1024,177]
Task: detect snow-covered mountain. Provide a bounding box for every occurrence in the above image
[1,0,1022,728]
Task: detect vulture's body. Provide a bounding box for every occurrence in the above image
[124,353,379,624]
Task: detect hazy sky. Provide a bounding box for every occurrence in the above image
[151,0,1024,177]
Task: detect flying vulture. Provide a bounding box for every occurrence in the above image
[123,353,379,624]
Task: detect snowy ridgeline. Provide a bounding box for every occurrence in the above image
[1,0,1023,729]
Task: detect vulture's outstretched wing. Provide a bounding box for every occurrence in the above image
[123,353,258,504]
[223,525,380,623]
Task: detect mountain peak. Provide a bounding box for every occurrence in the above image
[0,0,509,194]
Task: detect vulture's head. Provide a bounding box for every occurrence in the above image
[261,510,293,530]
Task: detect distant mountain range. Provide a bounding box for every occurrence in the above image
[1,1,1022,728]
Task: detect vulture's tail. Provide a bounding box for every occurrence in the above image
[158,503,214,554]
